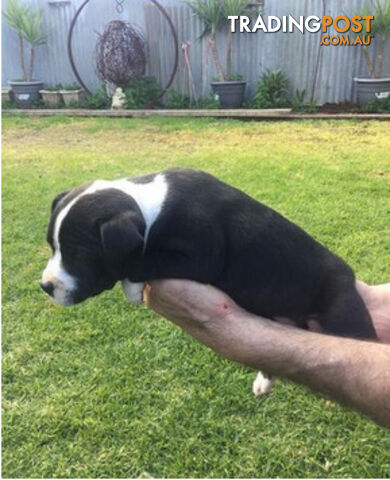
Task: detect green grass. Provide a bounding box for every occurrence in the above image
[2,115,390,478]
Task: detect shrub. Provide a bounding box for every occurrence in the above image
[123,76,162,109]
[363,96,390,113]
[166,89,191,109]
[67,87,111,109]
[165,89,220,109]
[45,84,64,91]
[82,87,110,109]
[291,89,319,113]
[2,99,19,109]
[252,69,290,108]
[61,83,82,91]
[195,93,220,109]
[226,73,244,81]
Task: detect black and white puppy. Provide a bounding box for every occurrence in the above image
[41,169,377,395]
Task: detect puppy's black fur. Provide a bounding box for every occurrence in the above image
[48,169,377,339]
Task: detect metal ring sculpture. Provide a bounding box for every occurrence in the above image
[67,0,179,107]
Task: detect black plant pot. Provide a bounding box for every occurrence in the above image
[9,80,43,107]
[211,81,246,108]
[353,77,390,104]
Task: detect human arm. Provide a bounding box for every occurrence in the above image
[144,280,390,427]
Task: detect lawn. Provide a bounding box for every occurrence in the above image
[2,115,390,478]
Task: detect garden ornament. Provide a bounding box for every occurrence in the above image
[111,87,126,110]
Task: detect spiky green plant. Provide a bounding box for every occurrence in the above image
[186,0,224,81]
[187,0,249,81]
[3,0,29,81]
[252,69,290,108]
[222,0,249,80]
[3,0,50,81]
[357,0,390,77]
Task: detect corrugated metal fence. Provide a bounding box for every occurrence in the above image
[2,0,390,103]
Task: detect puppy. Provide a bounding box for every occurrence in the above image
[41,169,377,396]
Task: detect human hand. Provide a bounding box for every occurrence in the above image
[144,280,246,342]
[144,280,284,365]
[356,281,390,343]
[145,280,390,427]
[145,279,390,344]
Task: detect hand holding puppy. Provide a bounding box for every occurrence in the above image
[145,279,390,427]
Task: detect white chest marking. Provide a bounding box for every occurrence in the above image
[121,279,145,303]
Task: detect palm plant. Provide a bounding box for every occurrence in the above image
[187,0,248,81]
[3,0,50,81]
[3,0,29,81]
[359,0,390,78]
[223,0,249,81]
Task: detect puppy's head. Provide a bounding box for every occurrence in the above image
[41,183,145,305]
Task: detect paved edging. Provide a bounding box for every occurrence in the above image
[3,108,390,120]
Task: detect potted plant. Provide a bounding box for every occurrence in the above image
[40,84,63,106]
[60,83,86,106]
[2,87,13,103]
[354,0,390,104]
[187,0,249,108]
[3,0,50,107]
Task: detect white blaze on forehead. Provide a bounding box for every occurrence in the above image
[53,173,168,257]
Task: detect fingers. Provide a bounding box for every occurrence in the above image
[307,319,323,333]
[355,280,372,305]
[372,313,390,344]
[145,279,242,327]
[144,280,195,323]
[274,317,299,327]
[274,316,323,332]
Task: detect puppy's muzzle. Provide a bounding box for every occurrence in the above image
[40,281,54,297]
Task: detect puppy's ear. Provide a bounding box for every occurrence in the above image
[51,190,70,212]
[100,212,144,277]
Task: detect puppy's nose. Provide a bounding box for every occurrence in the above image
[40,281,54,296]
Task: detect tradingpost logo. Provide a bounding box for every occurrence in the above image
[228,15,375,46]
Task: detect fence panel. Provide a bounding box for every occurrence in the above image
[2,0,389,103]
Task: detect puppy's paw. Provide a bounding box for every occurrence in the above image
[122,280,145,304]
[252,371,276,397]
